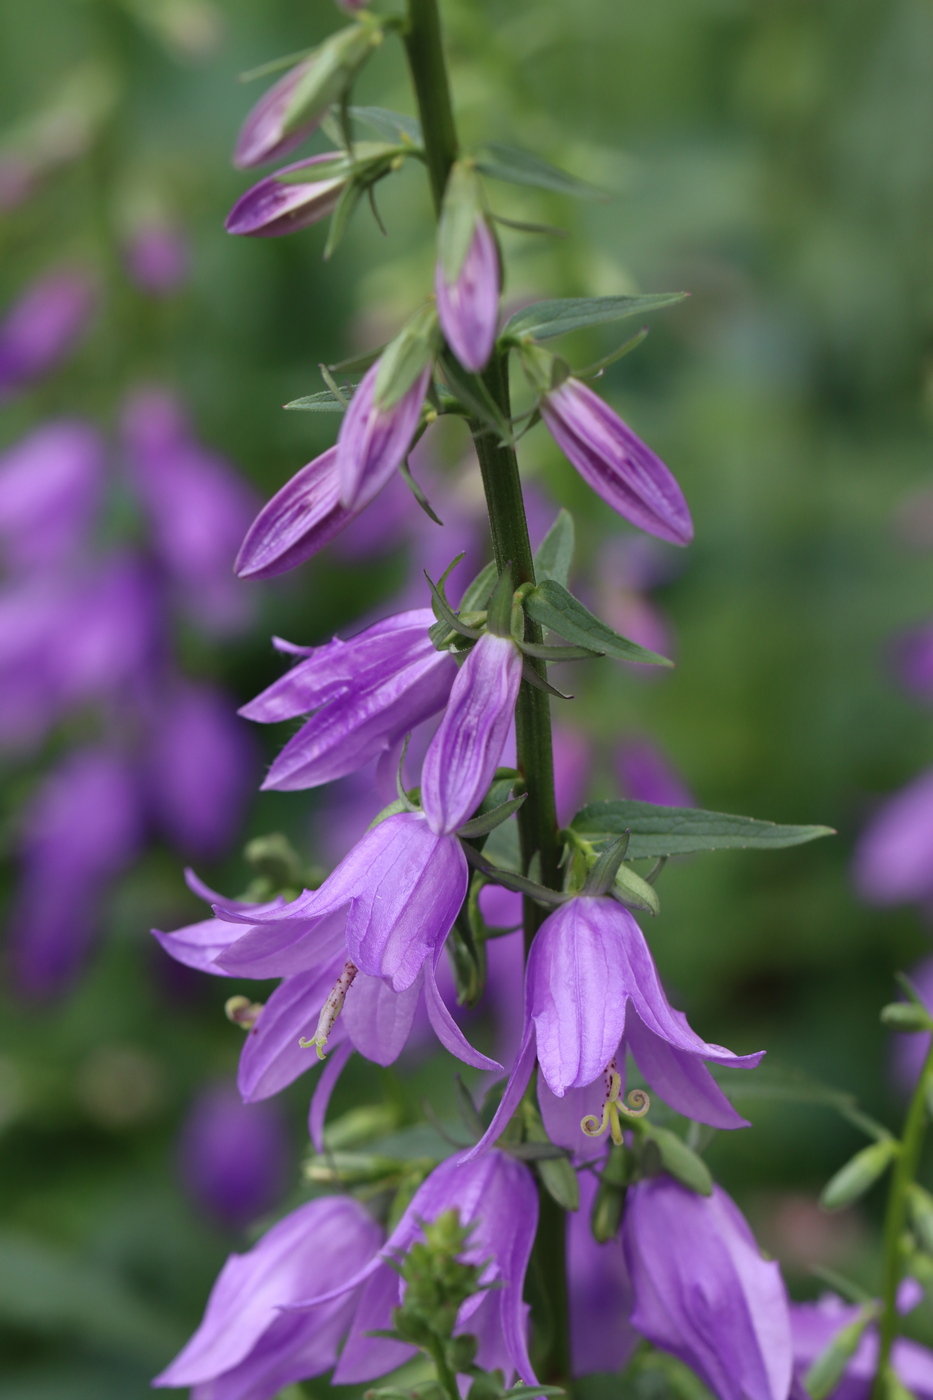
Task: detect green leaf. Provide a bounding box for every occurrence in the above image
[645,1127,713,1196]
[525,579,672,666]
[502,292,687,342]
[459,559,498,612]
[348,104,422,144]
[533,509,575,587]
[283,387,354,412]
[908,1183,933,1255]
[457,795,526,839]
[881,1002,933,1032]
[820,1138,899,1211]
[523,1102,579,1211]
[805,1307,877,1400]
[713,1064,890,1142]
[570,799,835,859]
[475,142,605,199]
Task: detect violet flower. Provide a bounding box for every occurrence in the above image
[853,768,933,906]
[124,222,189,295]
[287,1151,539,1387]
[540,377,692,545]
[241,608,457,790]
[569,1169,639,1375]
[0,419,104,573]
[623,1177,793,1400]
[466,893,761,1158]
[153,1194,384,1400]
[226,154,349,237]
[336,354,432,510]
[235,447,370,579]
[177,1082,289,1230]
[0,269,96,398]
[790,1288,933,1400]
[234,57,325,169]
[435,216,500,373]
[616,737,695,808]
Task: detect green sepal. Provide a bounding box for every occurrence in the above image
[343,104,423,145]
[238,47,315,83]
[518,642,599,661]
[374,304,439,410]
[533,509,575,587]
[460,843,571,907]
[323,176,366,259]
[446,916,486,1009]
[438,162,484,284]
[881,1002,933,1032]
[279,22,382,139]
[457,795,526,840]
[485,566,514,638]
[573,324,650,379]
[522,1101,579,1211]
[399,458,443,525]
[820,1138,899,1211]
[283,386,356,412]
[908,1183,933,1255]
[643,1126,713,1196]
[303,1149,407,1185]
[590,1144,632,1243]
[322,1102,401,1151]
[437,350,514,443]
[502,292,687,343]
[524,579,672,666]
[570,800,835,859]
[613,862,661,916]
[474,142,605,200]
[367,796,413,829]
[804,1306,878,1400]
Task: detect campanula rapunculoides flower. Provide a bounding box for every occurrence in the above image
[435,215,500,373]
[235,447,366,579]
[124,221,190,294]
[177,1082,289,1230]
[8,746,144,998]
[0,268,96,398]
[226,154,351,237]
[153,1194,383,1400]
[241,609,457,791]
[0,419,104,573]
[790,1288,933,1400]
[853,768,933,906]
[336,354,433,510]
[623,1177,793,1400]
[288,1151,539,1387]
[540,376,693,546]
[569,1170,639,1375]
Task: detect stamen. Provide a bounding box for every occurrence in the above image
[580,1064,650,1141]
[299,960,358,1060]
[225,995,264,1030]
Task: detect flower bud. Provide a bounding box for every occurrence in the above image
[435,164,499,372]
[820,1137,899,1211]
[226,152,350,238]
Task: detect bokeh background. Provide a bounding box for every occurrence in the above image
[1,0,933,1394]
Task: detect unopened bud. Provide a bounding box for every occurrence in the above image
[881,1002,933,1032]
[804,1305,877,1400]
[820,1137,899,1211]
[224,995,263,1030]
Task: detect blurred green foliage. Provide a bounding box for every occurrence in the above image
[1,0,933,1393]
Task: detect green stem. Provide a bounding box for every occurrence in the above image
[873,1038,933,1400]
[402,0,566,1382]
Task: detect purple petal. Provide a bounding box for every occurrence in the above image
[151,917,242,975]
[569,1170,639,1375]
[0,269,96,397]
[226,156,346,237]
[235,447,360,580]
[308,1040,353,1151]
[421,632,522,835]
[541,378,693,546]
[616,737,695,808]
[343,969,422,1066]
[332,1266,415,1384]
[214,907,349,980]
[177,1082,289,1229]
[853,768,933,906]
[335,359,431,510]
[0,419,104,572]
[625,1010,753,1129]
[423,947,503,1071]
[237,963,349,1101]
[460,988,537,1162]
[435,218,500,374]
[234,60,322,169]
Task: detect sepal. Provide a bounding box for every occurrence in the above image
[374,304,440,410]
[803,1304,879,1400]
[524,578,672,666]
[438,162,485,284]
[820,1137,899,1211]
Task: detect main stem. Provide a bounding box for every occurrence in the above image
[403,0,567,1383]
[873,1040,933,1400]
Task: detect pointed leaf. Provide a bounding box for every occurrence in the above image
[475,143,604,200]
[457,795,526,839]
[533,509,575,587]
[571,800,835,859]
[460,559,498,613]
[502,292,687,342]
[283,388,355,412]
[349,105,423,144]
[525,579,672,666]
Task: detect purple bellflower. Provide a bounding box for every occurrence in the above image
[240,608,457,791]
[569,1169,639,1375]
[226,154,349,237]
[234,58,326,169]
[124,222,190,294]
[235,447,368,579]
[336,354,432,510]
[466,892,761,1159]
[0,268,96,398]
[435,216,500,373]
[287,1151,539,1388]
[540,377,693,546]
[790,1287,933,1400]
[853,768,933,906]
[623,1177,793,1400]
[616,737,695,808]
[0,419,104,573]
[177,1081,290,1231]
[153,1194,384,1400]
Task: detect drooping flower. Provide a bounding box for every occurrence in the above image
[241,609,457,791]
[153,1194,384,1400]
[235,447,368,579]
[465,893,761,1158]
[568,1169,639,1375]
[226,153,350,237]
[0,268,96,398]
[124,222,190,294]
[623,1176,793,1400]
[287,1151,539,1388]
[435,216,500,373]
[853,768,933,906]
[335,354,433,510]
[789,1287,933,1400]
[540,376,692,546]
[177,1081,290,1230]
[0,419,105,573]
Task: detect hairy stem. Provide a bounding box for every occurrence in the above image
[873,1038,933,1399]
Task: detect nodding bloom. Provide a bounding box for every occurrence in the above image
[623,1177,793,1400]
[0,268,96,398]
[153,1194,384,1400]
[176,1082,289,1231]
[435,216,500,373]
[335,355,433,511]
[0,419,104,573]
[853,768,933,906]
[790,1286,933,1400]
[286,1152,539,1388]
[235,447,367,579]
[540,376,692,546]
[240,609,457,791]
[226,154,349,237]
[465,892,762,1159]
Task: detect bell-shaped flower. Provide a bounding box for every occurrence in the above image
[623,1176,793,1400]
[0,268,96,399]
[465,892,762,1159]
[790,1286,933,1400]
[540,375,692,546]
[853,768,933,906]
[435,216,500,373]
[153,1194,384,1400]
[0,419,104,573]
[335,348,432,510]
[226,153,350,238]
[569,1169,639,1376]
[286,1151,539,1388]
[241,609,457,790]
[176,1081,289,1231]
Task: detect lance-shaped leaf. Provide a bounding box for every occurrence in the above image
[525,579,672,666]
[571,800,835,859]
[502,292,687,343]
[712,1064,890,1142]
[533,509,575,587]
[284,387,355,412]
[346,105,423,145]
[475,142,604,199]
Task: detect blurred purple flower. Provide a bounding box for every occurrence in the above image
[122,388,257,633]
[853,768,933,906]
[540,378,693,546]
[435,217,499,373]
[623,1177,793,1400]
[226,154,348,237]
[569,1170,639,1375]
[0,420,104,573]
[7,746,144,998]
[177,1082,289,1230]
[616,737,695,807]
[144,679,257,859]
[124,223,190,295]
[336,357,432,510]
[0,269,96,398]
[154,1194,383,1400]
[790,1290,933,1400]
